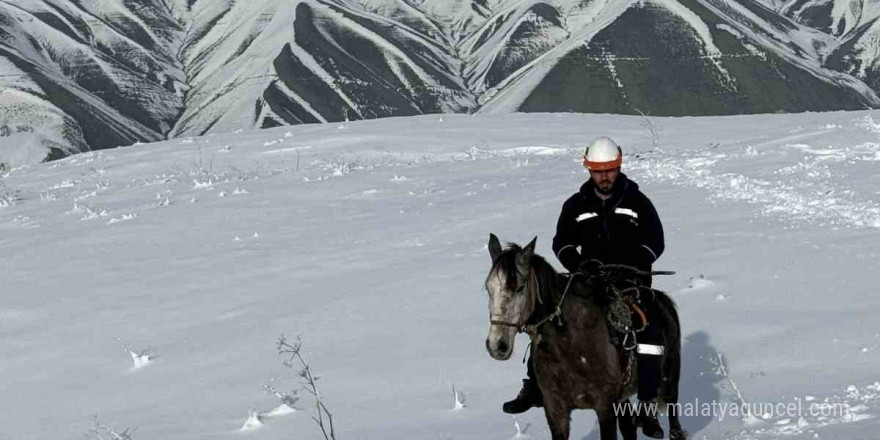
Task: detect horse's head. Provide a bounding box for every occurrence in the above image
[484,233,538,361]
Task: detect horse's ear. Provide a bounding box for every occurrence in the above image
[488,233,503,262]
[516,236,537,274]
[525,236,537,253]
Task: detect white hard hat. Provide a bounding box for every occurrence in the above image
[583,136,622,171]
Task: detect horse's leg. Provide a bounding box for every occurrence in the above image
[663,398,687,440]
[668,406,687,440]
[543,402,572,440]
[664,377,688,440]
[596,403,620,440]
[617,399,637,440]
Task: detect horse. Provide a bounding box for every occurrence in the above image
[483,234,685,440]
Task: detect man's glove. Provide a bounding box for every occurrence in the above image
[557,245,581,273]
[578,258,604,274]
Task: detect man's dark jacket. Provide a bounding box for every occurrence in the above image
[552,173,664,273]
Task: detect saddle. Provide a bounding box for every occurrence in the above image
[606,281,652,339]
[595,274,658,388]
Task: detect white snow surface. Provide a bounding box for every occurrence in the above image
[2,112,880,439]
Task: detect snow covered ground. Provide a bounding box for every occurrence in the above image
[2,111,880,440]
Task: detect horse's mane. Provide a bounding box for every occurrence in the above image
[488,243,564,303]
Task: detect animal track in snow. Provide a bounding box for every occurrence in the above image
[72,203,109,221]
[688,274,715,290]
[732,381,880,439]
[118,338,154,371]
[628,138,880,230]
[675,274,718,295]
[130,350,153,369]
[3,215,39,229]
[107,214,137,225]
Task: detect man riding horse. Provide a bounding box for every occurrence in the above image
[503,136,668,439]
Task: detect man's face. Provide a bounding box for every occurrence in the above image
[589,167,620,194]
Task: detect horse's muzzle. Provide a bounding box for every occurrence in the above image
[486,329,514,360]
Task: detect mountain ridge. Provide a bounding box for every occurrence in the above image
[3,0,880,163]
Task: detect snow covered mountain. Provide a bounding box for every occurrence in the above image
[778,0,880,98]
[5,0,880,163]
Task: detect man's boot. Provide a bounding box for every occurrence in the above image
[637,353,664,439]
[636,402,665,439]
[502,378,543,414]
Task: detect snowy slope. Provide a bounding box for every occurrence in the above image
[2,112,880,440]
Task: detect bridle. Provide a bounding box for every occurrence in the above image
[489,278,534,331]
[490,268,581,339]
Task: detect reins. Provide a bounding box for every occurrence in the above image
[491,261,675,344]
[520,272,580,339]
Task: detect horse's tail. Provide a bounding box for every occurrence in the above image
[653,290,681,405]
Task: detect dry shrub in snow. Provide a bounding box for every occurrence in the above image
[278,335,337,440]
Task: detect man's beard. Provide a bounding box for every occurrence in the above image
[596,181,614,194]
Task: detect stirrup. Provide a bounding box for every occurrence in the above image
[637,404,665,439]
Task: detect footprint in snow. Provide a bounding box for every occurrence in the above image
[129,351,154,370]
[676,274,717,294]
[239,404,296,432]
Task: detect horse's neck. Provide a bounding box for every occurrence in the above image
[534,272,563,307]
[531,273,591,316]
[542,275,603,325]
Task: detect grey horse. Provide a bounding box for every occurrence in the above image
[484,234,684,440]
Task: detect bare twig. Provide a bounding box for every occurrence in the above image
[262,380,300,408]
[88,416,136,440]
[278,336,336,440]
[634,108,661,152]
